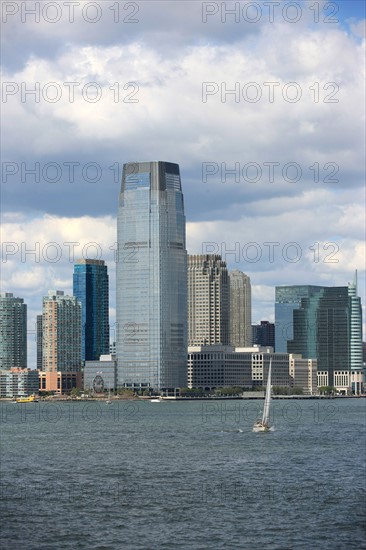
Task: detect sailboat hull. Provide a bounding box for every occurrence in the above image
[253,422,271,433]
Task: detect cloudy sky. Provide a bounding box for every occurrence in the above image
[1,0,365,366]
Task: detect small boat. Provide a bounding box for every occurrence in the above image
[16,395,38,403]
[253,359,272,432]
[150,397,162,402]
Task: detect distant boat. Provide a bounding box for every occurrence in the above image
[253,359,272,432]
[16,395,38,403]
[150,397,162,402]
[106,387,112,404]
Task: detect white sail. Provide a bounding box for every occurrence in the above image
[262,359,272,426]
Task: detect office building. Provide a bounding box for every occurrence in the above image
[73,259,109,362]
[42,290,82,372]
[289,355,317,395]
[252,321,275,348]
[287,278,363,388]
[39,371,83,395]
[116,161,187,390]
[84,355,117,394]
[348,272,363,373]
[0,293,27,370]
[187,346,303,391]
[229,270,251,347]
[188,255,230,346]
[275,285,323,352]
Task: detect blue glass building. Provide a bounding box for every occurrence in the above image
[275,286,323,352]
[116,161,187,390]
[283,280,363,387]
[73,260,109,362]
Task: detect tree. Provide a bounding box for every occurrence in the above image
[318,386,336,396]
[117,388,135,397]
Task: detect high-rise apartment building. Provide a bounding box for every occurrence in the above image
[116,161,187,390]
[229,270,251,347]
[36,314,42,370]
[42,291,82,372]
[73,259,109,362]
[0,293,27,369]
[0,368,39,398]
[188,255,230,346]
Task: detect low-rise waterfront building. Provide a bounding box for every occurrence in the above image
[188,346,294,390]
[84,355,117,393]
[38,371,83,395]
[0,368,39,398]
[289,355,318,395]
[317,371,329,388]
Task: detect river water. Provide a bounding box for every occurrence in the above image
[1,398,365,549]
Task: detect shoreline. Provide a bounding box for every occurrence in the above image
[1,395,364,402]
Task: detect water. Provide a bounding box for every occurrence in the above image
[1,398,365,549]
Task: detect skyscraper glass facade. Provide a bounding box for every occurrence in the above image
[348,275,363,371]
[116,161,187,390]
[287,283,363,386]
[275,286,323,352]
[0,293,27,369]
[252,321,275,348]
[73,260,109,362]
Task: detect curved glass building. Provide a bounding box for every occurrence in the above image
[116,161,187,390]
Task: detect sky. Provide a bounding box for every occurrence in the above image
[1,0,365,367]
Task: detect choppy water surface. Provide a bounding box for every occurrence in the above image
[1,398,365,549]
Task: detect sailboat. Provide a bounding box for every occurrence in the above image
[253,359,272,432]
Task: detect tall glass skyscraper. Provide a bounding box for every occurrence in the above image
[73,259,109,362]
[348,272,363,372]
[0,293,27,369]
[116,161,187,390]
[275,286,323,352]
[286,279,363,386]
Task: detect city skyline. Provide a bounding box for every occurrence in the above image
[2,263,364,370]
[1,1,365,368]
